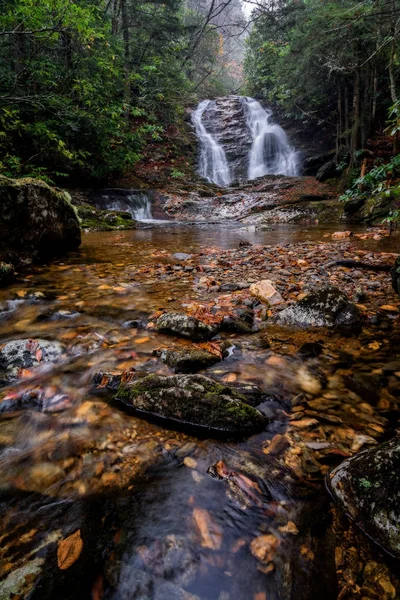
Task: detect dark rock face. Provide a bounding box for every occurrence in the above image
[201,96,252,182]
[391,256,400,295]
[327,436,400,557]
[277,287,362,333]
[0,338,65,383]
[0,176,81,264]
[316,158,338,182]
[116,373,267,436]
[155,312,218,341]
[164,348,221,373]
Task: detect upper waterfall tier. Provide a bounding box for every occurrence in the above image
[192,95,299,186]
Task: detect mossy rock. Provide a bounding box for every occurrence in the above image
[116,373,267,436]
[277,286,362,334]
[75,202,137,231]
[327,436,400,557]
[0,176,81,264]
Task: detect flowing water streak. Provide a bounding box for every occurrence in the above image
[192,99,232,187]
[92,190,153,221]
[245,97,299,179]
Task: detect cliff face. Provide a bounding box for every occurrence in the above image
[200,96,252,181]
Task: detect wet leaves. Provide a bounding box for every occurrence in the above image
[192,508,222,550]
[57,529,83,570]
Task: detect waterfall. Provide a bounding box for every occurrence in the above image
[90,189,153,221]
[192,100,232,187]
[245,97,299,179]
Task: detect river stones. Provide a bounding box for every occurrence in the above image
[164,348,221,373]
[116,373,267,436]
[327,436,400,557]
[277,287,362,333]
[155,312,218,341]
[0,338,65,383]
[250,280,283,306]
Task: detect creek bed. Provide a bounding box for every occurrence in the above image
[0,224,399,600]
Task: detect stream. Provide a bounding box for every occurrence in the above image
[0,223,399,599]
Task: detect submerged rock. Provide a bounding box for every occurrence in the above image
[155,312,218,341]
[0,338,65,383]
[327,436,400,557]
[0,176,81,264]
[277,287,362,333]
[164,348,221,373]
[116,373,267,436]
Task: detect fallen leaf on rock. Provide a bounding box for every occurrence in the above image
[278,521,299,535]
[379,305,399,312]
[193,507,222,550]
[196,341,222,358]
[57,529,83,570]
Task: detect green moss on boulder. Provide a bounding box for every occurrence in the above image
[0,176,81,264]
[116,373,267,436]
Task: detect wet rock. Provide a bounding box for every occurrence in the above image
[0,176,81,265]
[155,312,218,341]
[0,338,65,383]
[250,280,283,306]
[164,347,221,373]
[154,582,200,600]
[173,253,193,261]
[116,373,267,436]
[136,534,198,587]
[297,342,323,359]
[327,436,400,557]
[277,287,362,333]
[220,307,254,333]
[391,256,400,296]
[0,262,15,287]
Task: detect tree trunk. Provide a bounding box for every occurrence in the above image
[350,69,361,166]
[121,0,130,119]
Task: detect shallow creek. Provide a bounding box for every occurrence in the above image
[0,223,399,600]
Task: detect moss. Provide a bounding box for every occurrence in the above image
[75,202,137,231]
[115,373,267,435]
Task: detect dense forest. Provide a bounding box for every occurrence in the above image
[0,0,244,184]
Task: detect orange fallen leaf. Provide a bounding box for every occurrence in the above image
[57,529,83,570]
[222,373,237,383]
[193,507,222,550]
[134,337,150,344]
[380,305,399,312]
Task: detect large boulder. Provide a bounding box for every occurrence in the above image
[0,176,81,264]
[277,287,362,333]
[327,436,400,557]
[115,373,267,436]
[155,312,218,342]
[391,256,400,295]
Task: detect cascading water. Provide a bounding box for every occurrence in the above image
[245,97,299,179]
[192,95,299,186]
[90,189,153,221]
[192,99,232,187]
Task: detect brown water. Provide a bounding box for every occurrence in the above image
[0,223,399,600]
